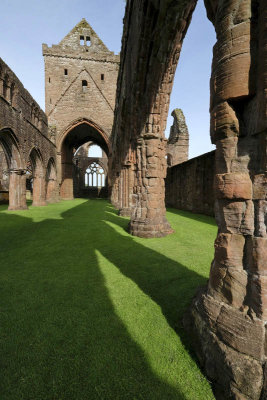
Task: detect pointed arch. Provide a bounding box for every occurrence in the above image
[0,128,27,210]
[0,128,22,170]
[59,117,111,156]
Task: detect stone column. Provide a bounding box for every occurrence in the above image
[60,162,74,200]
[110,171,120,209]
[46,178,58,203]
[185,1,267,398]
[118,165,133,217]
[129,135,173,238]
[32,173,46,207]
[8,169,27,210]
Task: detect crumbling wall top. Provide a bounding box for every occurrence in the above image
[168,108,189,144]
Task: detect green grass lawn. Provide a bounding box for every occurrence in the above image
[0,199,217,400]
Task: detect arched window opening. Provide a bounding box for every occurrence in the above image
[85,162,105,188]
[80,35,84,46]
[26,161,33,193]
[0,141,9,195]
[82,80,88,87]
[0,130,24,209]
[3,75,9,99]
[88,144,103,157]
[10,83,15,105]
[34,108,39,126]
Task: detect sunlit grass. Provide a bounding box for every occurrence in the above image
[0,199,216,399]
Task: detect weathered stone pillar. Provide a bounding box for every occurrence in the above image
[129,135,173,238]
[166,109,189,167]
[118,165,133,217]
[60,162,74,200]
[110,171,120,209]
[185,1,267,398]
[8,169,27,210]
[46,178,58,203]
[110,0,197,237]
[32,173,46,207]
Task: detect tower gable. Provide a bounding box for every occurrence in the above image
[42,19,119,61]
[59,19,109,53]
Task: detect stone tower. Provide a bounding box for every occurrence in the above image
[166,109,189,167]
[42,19,120,199]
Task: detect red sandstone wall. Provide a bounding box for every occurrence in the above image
[43,19,120,141]
[165,150,215,216]
[0,58,56,170]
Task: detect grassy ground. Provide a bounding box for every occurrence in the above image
[0,199,217,400]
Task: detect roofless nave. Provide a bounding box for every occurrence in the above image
[0,1,266,399]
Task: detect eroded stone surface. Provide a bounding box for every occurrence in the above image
[110,0,197,237]
[166,109,189,167]
[104,0,266,397]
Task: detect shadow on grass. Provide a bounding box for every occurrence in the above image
[0,200,213,400]
[167,207,216,227]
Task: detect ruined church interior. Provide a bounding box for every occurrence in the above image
[0,1,266,399]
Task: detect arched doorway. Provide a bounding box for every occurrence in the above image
[59,118,110,200]
[0,128,27,210]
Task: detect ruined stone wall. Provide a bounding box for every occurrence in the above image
[43,19,120,145]
[165,150,215,216]
[166,109,189,167]
[0,58,56,174]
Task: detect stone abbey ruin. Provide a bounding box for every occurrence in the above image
[0,0,266,399]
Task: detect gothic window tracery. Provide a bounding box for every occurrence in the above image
[85,162,105,187]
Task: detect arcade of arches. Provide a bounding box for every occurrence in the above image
[0,1,266,399]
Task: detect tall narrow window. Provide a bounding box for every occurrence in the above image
[3,75,8,99]
[10,83,15,105]
[86,36,91,46]
[48,77,51,83]
[80,35,84,45]
[64,69,68,76]
[101,74,104,81]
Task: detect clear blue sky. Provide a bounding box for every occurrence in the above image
[0,0,216,159]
